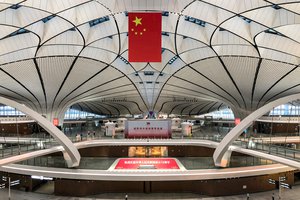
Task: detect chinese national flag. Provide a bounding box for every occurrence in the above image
[128,12,162,62]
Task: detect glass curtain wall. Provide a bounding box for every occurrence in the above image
[0,106,103,119]
[197,108,234,120]
[0,106,25,116]
[64,108,104,119]
[269,104,300,116]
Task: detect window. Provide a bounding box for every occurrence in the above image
[197,108,234,120]
[0,106,25,116]
[64,109,104,120]
[269,104,300,116]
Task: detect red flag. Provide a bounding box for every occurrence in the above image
[128,12,162,62]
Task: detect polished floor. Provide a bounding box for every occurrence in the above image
[0,181,299,200]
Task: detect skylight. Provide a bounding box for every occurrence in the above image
[272,4,281,10]
[185,16,206,27]
[162,32,169,36]
[8,28,29,37]
[264,29,284,36]
[119,56,129,64]
[89,16,110,27]
[239,15,252,23]
[42,15,55,23]
[162,11,169,16]
[144,71,155,76]
[9,4,21,9]
[168,56,178,65]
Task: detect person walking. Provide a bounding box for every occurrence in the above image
[87,131,91,140]
[75,133,81,142]
[247,193,250,200]
[272,193,275,200]
[125,194,128,200]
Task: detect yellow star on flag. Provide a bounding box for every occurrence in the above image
[133,16,142,27]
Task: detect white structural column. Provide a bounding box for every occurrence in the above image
[213,93,300,167]
[0,97,80,168]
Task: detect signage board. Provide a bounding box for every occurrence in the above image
[114,158,180,170]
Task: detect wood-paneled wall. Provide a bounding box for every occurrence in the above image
[54,171,294,196]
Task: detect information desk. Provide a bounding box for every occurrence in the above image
[113,158,181,170]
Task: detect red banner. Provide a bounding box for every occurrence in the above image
[115,158,179,169]
[234,118,241,125]
[53,118,59,126]
[128,12,162,62]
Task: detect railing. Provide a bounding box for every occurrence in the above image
[233,138,300,161]
[258,116,300,123]
[1,125,300,166]
[0,137,55,158]
[0,126,104,158]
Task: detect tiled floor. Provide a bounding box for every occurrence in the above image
[0,183,299,200]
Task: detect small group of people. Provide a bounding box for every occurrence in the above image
[75,133,82,142]
[86,131,96,140]
[75,131,96,142]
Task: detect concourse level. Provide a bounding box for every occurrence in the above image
[0,137,51,144]
[0,139,296,197]
[0,138,297,196]
[1,138,300,169]
[251,136,300,144]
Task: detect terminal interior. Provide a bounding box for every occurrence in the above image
[1,107,300,198]
[0,0,300,199]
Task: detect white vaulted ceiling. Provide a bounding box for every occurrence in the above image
[0,0,300,117]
